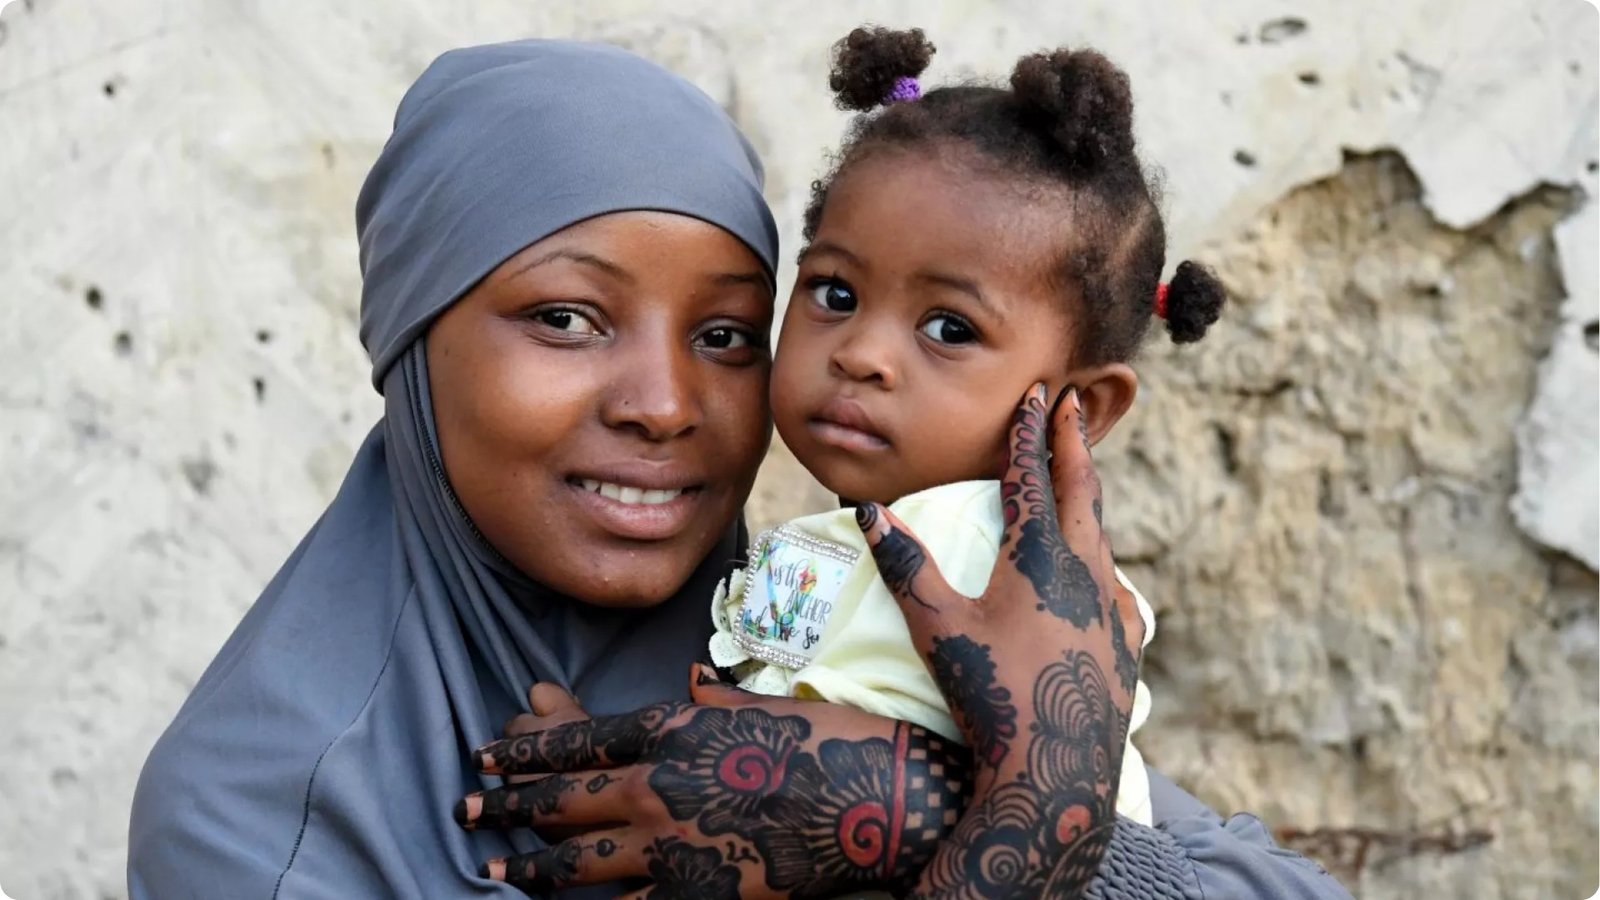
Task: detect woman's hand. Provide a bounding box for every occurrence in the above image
[854,384,1142,898]
[458,670,973,898]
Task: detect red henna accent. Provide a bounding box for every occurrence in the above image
[838,801,891,867]
[717,744,789,793]
[883,722,909,877]
[1154,282,1170,319]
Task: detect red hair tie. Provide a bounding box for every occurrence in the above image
[1154,282,1170,319]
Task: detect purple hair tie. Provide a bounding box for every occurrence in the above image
[884,76,921,104]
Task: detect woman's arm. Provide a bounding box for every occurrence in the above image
[1085,770,1353,900]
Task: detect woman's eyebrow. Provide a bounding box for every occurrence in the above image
[711,270,768,288]
[509,248,632,283]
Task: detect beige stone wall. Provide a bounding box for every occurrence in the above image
[1,1,1594,898]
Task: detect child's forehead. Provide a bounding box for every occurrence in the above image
[817,147,1075,296]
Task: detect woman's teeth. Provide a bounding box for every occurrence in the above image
[579,479,684,506]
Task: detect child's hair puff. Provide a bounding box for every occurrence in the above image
[807,26,1226,361]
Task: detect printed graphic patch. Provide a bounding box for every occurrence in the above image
[734,524,860,669]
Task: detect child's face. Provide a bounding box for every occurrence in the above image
[772,147,1084,504]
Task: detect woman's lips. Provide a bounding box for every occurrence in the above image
[565,471,706,541]
[808,398,891,453]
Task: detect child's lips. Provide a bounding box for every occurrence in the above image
[809,398,891,452]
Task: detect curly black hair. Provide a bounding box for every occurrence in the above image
[805,26,1226,363]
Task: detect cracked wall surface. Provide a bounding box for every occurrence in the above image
[1,1,1595,898]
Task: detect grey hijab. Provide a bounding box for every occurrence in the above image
[128,39,778,899]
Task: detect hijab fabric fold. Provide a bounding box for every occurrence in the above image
[129,39,778,899]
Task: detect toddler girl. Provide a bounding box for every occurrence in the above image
[709,26,1225,827]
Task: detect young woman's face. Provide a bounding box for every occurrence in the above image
[427,212,773,607]
[771,148,1079,504]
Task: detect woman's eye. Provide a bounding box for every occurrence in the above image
[808,279,858,313]
[698,327,753,350]
[533,307,600,335]
[919,313,977,345]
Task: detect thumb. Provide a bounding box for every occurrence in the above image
[527,681,584,718]
[687,663,763,708]
[855,502,956,633]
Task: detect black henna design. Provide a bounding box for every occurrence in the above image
[927,636,1018,768]
[585,773,614,794]
[1109,593,1141,697]
[874,524,938,612]
[472,774,577,828]
[639,706,969,899]
[500,838,583,893]
[1014,517,1102,628]
[596,838,616,858]
[909,650,1123,899]
[643,837,743,900]
[480,701,687,774]
[1002,387,1106,630]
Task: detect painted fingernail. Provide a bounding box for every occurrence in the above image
[693,662,723,686]
[480,858,507,881]
[454,793,482,827]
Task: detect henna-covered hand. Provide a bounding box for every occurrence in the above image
[458,667,973,898]
[855,384,1144,899]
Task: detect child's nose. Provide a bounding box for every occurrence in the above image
[828,329,897,388]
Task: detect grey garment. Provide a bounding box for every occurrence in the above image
[1087,767,1356,900]
[128,38,775,900]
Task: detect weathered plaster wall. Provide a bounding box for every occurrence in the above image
[0,1,1594,898]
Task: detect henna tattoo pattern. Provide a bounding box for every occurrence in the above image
[858,503,938,611]
[642,837,743,899]
[1003,391,1104,629]
[644,708,968,899]
[927,636,1018,767]
[1109,593,1141,697]
[480,701,687,774]
[912,650,1122,899]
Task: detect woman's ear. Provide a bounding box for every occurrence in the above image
[1065,363,1138,446]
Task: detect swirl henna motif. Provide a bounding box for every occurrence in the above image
[646,708,967,898]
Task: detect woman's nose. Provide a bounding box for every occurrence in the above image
[600,340,702,441]
[828,322,898,389]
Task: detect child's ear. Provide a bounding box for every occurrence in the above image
[1064,363,1138,446]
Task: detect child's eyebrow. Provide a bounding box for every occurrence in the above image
[801,240,866,270]
[914,270,1003,321]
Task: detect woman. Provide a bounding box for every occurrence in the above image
[128,39,1350,900]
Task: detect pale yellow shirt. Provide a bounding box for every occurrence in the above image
[709,480,1156,827]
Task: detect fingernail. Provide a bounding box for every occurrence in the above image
[473,745,501,772]
[693,663,722,686]
[454,793,482,827]
[480,858,507,881]
[1068,385,1081,409]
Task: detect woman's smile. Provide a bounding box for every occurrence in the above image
[563,463,709,541]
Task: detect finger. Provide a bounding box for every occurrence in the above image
[1047,385,1104,556]
[996,382,1056,555]
[457,769,636,830]
[687,662,764,708]
[997,384,1105,630]
[482,828,643,892]
[475,701,685,775]
[855,501,958,622]
[529,681,584,717]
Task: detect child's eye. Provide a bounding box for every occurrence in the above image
[808,278,858,313]
[919,313,977,345]
[532,307,601,335]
